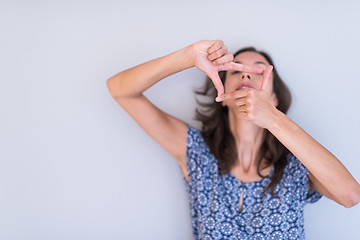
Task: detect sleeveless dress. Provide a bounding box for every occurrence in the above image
[184,124,322,240]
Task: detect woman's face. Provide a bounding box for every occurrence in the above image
[224,51,274,94]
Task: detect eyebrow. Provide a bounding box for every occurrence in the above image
[234,61,267,65]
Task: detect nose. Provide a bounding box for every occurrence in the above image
[241,73,251,80]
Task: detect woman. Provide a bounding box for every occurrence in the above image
[106,40,360,239]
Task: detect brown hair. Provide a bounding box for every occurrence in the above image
[195,47,292,196]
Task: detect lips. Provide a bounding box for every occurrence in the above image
[236,83,255,91]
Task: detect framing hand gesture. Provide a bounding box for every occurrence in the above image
[220,65,276,129]
[191,40,264,101]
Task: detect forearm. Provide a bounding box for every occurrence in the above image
[268,110,360,207]
[107,45,194,99]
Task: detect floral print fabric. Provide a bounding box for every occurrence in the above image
[184,124,322,240]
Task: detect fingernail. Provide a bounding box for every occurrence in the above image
[266,65,273,71]
[215,96,224,102]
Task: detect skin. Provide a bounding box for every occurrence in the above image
[107,40,360,208]
[221,52,275,182]
[220,52,360,207]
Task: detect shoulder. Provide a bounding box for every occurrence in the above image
[286,154,306,172]
[186,124,208,153]
[282,154,323,203]
[283,154,309,183]
[187,124,204,144]
[186,124,219,177]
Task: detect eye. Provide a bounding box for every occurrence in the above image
[232,71,263,76]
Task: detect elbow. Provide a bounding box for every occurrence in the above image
[343,185,360,208]
[106,77,122,99]
[106,73,143,100]
[106,77,113,87]
[106,76,142,100]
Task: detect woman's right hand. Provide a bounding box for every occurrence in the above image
[190,40,265,101]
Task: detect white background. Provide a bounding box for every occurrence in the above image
[1,1,360,239]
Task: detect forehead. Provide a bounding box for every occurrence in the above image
[234,51,269,65]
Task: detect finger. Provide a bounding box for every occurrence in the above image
[237,105,248,112]
[221,88,253,101]
[207,70,224,98]
[208,46,228,62]
[234,97,247,107]
[208,40,224,55]
[213,53,234,66]
[221,62,264,74]
[260,65,273,91]
[237,112,250,121]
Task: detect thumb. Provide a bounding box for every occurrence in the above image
[207,70,224,98]
[260,65,273,91]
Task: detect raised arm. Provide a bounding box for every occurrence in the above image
[222,67,360,208]
[267,112,360,208]
[106,40,236,181]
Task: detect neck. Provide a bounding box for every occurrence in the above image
[228,111,265,173]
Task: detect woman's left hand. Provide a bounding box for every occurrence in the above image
[221,65,278,129]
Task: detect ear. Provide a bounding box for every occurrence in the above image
[271,92,278,107]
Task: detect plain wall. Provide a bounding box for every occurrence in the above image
[1,1,360,239]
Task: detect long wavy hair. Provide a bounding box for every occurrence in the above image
[195,47,292,196]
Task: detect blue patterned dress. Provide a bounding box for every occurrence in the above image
[184,125,322,240]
